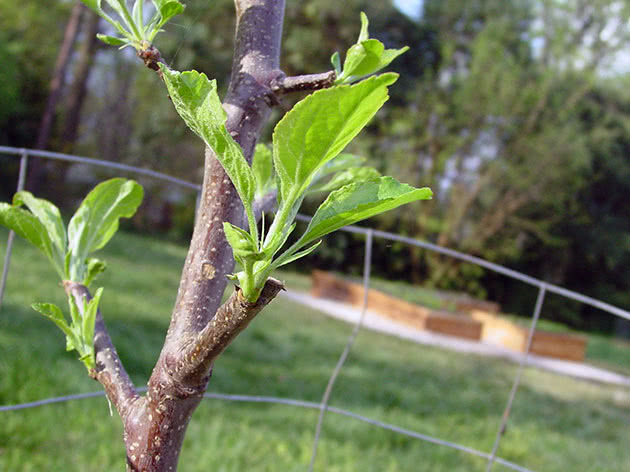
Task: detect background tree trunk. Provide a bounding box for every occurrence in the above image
[61,9,100,152]
[28,2,83,191]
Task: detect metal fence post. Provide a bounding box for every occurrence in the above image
[308,229,374,472]
[0,151,29,310]
[486,283,547,471]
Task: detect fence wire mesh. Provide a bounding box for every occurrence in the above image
[1,147,629,471]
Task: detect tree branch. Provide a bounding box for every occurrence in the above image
[63,281,139,421]
[270,71,336,95]
[175,278,285,385]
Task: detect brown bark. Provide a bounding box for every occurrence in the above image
[119,1,287,470]
[35,2,83,150]
[61,10,101,152]
[28,3,84,191]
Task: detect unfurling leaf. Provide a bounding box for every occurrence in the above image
[96,34,128,46]
[273,73,398,203]
[84,258,107,287]
[336,12,408,84]
[274,241,322,268]
[223,222,262,261]
[81,287,104,369]
[152,0,185,28]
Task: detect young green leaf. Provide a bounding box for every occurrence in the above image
[295,176,432,249]
[308,166,380,194]
[223,222,262,261]
[132,0,143,28]
[316,153,366,178]
[81,287,104,367]
[252,144,274,197]
[13,191,66,268]
[152,0,185,28]
[272,73,398,203]
[0,203,60,275]
[160,67,256,214]
[84,258,107,287]
[274,241,322,268]
[67,178,143,281]
[357,11,370,43]
[331,51,342,76]
[31,302,75,342]
[337,12,408,84]
[96,34,128,46]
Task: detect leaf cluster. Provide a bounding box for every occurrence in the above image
[332,12,409,85]
[161,62,431,303]
[0,178,143,368]
[79,0,185,50]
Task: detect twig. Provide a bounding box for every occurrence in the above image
[271,71,337,95]
[175,278,285,385]
[63,281,139,421]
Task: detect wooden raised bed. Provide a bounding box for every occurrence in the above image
[311,271,482,340]
[470,309,587,362]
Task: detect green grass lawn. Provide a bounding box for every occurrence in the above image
[1,229,629,471]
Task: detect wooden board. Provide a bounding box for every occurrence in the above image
[425,311,483,340]
[470,309,587,362]
[311,271,482,340]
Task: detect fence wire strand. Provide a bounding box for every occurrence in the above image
[308,229,373,472]
[3,147,630,472]
[0,390,533,472]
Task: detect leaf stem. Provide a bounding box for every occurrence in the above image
[116,0,143,41]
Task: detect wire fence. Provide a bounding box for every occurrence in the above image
[1,146,629,471]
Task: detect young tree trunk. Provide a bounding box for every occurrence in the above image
[56,2,337,470]
[59,1,337,470]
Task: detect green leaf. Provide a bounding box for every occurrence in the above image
[331,51,342,75]
[313,153,366,181]
[160,67,256,212]
[13,191,66,269]
[81,287,103,362]
[96,34,128,46]
[84,258,107,287]
[357,11,370,43]
[31,302,79,349]
[132,0,143,27]
[275,241,322,268]
[252,144,274,197]
[67,178,143,281]
[223,222,262,261]
[337,13,408,84]
[152,0,185,28]
[0,203,57,272]
[308,167,380,194]
[272,73,398,203]
[296,176,432,248]
[105,0,131,24]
